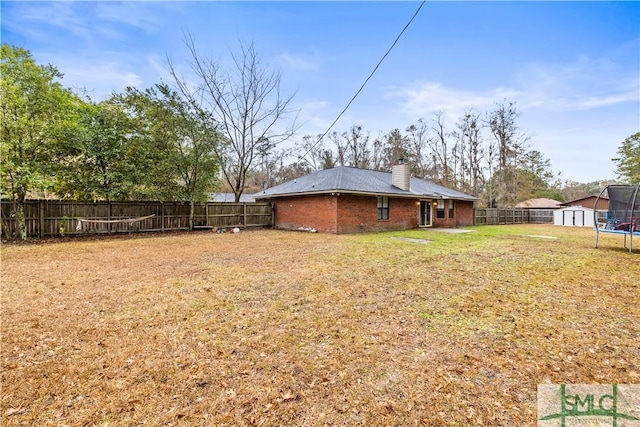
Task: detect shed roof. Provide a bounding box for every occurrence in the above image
[255,166,477,201]
[556,205,592,211]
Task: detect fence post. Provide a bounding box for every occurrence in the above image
[243,203,247,229]
[1,200,274,239]
[39,200,45,238]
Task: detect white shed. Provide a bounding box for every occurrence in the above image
[553,206,596,227]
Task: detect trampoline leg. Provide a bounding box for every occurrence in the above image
[595,229,599,248]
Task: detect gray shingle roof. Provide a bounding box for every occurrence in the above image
[255,166,477,201]
[209,193,256,203]
[514,198,562,209]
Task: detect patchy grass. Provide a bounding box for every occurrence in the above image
[1,225,638,426]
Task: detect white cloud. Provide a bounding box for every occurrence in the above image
[299,99,329,112]
[386,82,521,122]
[274,51,320,72]
[514,52,639,111]
[569,92,638,109]
[378,48,639,182]
[386,49,639,126]
[62,62,144,99]
[292,99,332,135]
[147,54,167,76]
[4,1,176,47]
[94,2,168,34]
[15,2,93,41]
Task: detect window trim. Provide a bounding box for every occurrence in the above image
[436,199,445,219]
[377,196,389,220]
[448,199,454,219]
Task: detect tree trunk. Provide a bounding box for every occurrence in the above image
[189,200,195,230]
[16,189,27,240]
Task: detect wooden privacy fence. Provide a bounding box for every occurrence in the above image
[474,208,554,225]
[0,200,273,239]
[528,209,555,224]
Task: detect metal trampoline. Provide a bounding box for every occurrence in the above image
[594,184,640,253]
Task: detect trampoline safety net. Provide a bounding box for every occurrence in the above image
[604,185,640,231]
[594,183,640,253]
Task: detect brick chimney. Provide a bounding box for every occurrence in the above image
[392,157,410,191]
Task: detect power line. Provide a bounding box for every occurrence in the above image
[302,0,426,161]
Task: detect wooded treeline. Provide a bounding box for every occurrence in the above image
[248,112,632,210]
[250,105,565,209]
[1,41,296,239]
[2,43,636,240]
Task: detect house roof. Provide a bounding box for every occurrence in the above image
[255,166,477,201]
[209,193,256,203]
[515,198,562,209]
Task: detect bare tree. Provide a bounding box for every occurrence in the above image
[244,145,294,191]
[451,134,463,190]
[168,36,297,202]
[296,134,334,171]
[454,110,484,195]
[344,125,371,168]
[328,131,347,166]
[329,125,371,168]
[486,101,529,207]
[381,128,408,171]
[406,119,431,179]
[369,132,386,171]
[430,111,453,186]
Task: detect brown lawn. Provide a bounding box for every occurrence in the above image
[1,225,639,426]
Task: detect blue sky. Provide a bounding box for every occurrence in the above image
[2,1,638,183]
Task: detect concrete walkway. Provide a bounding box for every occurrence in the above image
[429,228,476,234]
[392,237,432,244]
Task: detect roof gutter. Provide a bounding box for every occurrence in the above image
[255,189,477,201]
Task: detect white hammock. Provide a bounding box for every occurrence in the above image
[76,214,156,231]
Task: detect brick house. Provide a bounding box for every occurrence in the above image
[255,163,477,234]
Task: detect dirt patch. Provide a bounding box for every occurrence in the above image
[392,236,432,244]
[430,228,476,234]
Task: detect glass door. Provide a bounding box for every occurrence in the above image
[419,200,432,227]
